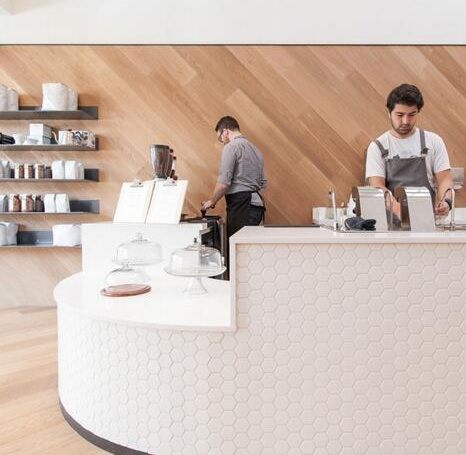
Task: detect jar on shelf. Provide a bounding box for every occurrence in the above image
[32,194,44,212]
[8,194,20,212]
[20,194,34,212]
[34,163,45,179]
[24,163,34,179]
[14,163,24,179]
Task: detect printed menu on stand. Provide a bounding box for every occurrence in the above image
[146,180,188,224]
[113,181,155,223]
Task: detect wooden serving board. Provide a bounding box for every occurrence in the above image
[100,284,151,297]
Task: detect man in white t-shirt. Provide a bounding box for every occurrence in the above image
[365,84,453,220]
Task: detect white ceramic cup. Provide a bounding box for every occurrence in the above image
[24,137,39,145]
[13,134,27,145]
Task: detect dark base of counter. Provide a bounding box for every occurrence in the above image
[59,399,151,455]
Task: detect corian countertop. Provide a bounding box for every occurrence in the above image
[230,226,466,244]
[54,272,233,332]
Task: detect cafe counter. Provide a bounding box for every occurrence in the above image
[56,224,466,454]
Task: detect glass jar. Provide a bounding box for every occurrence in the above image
[32,194,44,212]
[24,163,34,179]
[8,194,20,212]
[20,194,34,212]
[14,163,24,179]
[34,163,45,179]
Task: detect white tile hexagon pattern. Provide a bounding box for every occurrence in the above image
[58,242,466,454]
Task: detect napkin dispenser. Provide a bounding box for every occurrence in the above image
[351,186,390,231]
[394,186,436,232]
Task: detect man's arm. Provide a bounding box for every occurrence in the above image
[201,182,230,210]
[368,176,402,218]
[434,169,454,215]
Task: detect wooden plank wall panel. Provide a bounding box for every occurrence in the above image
[0,45,465,307]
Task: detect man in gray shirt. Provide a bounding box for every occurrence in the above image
[202,116,266,238]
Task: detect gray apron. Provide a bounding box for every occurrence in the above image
[373,129,435,203]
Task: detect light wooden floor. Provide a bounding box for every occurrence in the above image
[0,307,106,454]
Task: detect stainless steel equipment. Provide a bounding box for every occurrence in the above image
[351,186,390,231]
[181,214,227,280]
[394,186,436,232]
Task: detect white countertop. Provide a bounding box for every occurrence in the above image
[54,272,233,332]
[230,226,466,244]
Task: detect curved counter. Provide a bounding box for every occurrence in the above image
[57,224,466,454]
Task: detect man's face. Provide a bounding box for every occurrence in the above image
[389,103,419,137]
[217,128,230,145]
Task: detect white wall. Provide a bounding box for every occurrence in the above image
[0,0,465,44]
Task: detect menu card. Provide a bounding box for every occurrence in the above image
[146,180,188,224]
[113,180,155,223]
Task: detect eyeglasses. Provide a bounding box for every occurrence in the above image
[217,129,225,144]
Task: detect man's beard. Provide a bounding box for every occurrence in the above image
[392,121,414,136]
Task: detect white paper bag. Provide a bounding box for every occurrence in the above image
[0,222,18,245]
[0,195,7,212]
[7,88,19,111]
[52,160,65,179]
[64,160,79,179]
[42,83,69,111]
[1,161,11,179]
[53,224,81,246]
[77,162,85,180]
[0,225,7,246]
[0,162,4,179]
[44,193,56,213]
[0,84,8,111]
[55,193,70,213]
[68,88,78,110]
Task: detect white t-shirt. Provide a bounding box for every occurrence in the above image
[365,128,451,188]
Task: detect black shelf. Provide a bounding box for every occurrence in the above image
[0,142,98,152]
[0,199,100,215]
[0,230,81,248]
[0,168,100,182]
[0,106,98,120]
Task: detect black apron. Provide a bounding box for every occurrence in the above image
[373,129,435,203]
[225,190,265,238]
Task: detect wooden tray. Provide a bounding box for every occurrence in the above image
[100,284,151,297]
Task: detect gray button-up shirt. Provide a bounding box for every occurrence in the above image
[217,136,266,206]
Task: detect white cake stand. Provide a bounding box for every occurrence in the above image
[164,266,226,295]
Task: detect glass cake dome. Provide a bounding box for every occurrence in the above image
[164,238,225,294]
[103,233,163,293]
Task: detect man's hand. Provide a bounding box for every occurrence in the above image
[391,199,401,219]
[201,200,215,211]
[435,200,450,216]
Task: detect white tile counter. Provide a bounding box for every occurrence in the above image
[56,224,466,454]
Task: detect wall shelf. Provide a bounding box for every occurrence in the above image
[0,106,98,120]
[0,199,100,215]
[0,230,82,248]
[0,168,100,182]
[0,141,98,152]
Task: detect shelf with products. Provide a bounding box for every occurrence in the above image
[0,199,100,215]
[0,106,98,120]
[0,141,99,152]
[0,230,81,248]
[0,168,100,182]
[0,102,100,242]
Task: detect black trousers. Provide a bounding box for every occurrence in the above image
[225,191,265,238]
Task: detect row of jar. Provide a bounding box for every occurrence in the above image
[0,193,70,213]
[0,160,85,180]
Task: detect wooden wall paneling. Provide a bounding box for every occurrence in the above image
[1,45,466,307]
